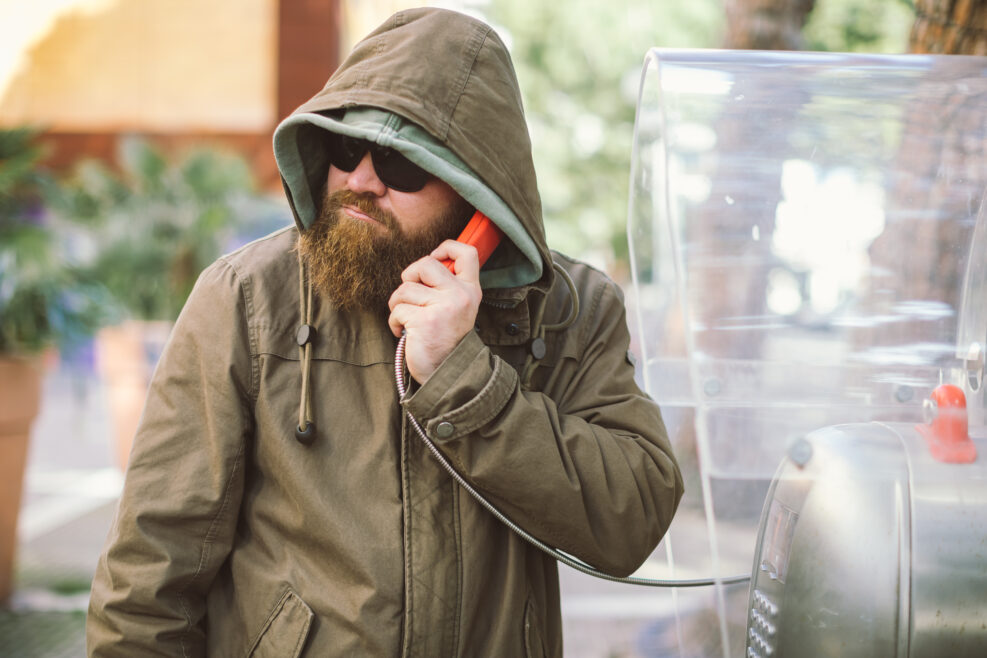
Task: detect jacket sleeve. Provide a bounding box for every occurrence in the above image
[402,274,684,577]
[87,258,254,656]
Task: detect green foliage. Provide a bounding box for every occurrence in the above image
[481,0,916,271]
[804,0,915,53]
[0,128,116,355]
[62,139,255,321]
[483,0,723,271]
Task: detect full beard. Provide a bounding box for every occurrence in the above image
[296,188,472,313]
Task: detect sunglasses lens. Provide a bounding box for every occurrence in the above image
[327,133,431,193]
[329,135,366,172]
[373,148,430,193]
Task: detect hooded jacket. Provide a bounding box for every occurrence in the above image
[87,8,683,657]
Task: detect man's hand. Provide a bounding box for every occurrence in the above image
[388,240,483,384]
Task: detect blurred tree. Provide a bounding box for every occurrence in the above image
[62,139,255,322]
[910,0,987,53]
[0,127,116,355]
[862,0,987,350]
[484,0,920,274]
[804,0,915,52]
[724,0,816,49]
[690,0,817,361]
[484,0,723,274]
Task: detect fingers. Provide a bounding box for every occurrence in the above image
[429,239,480,280]
[398,240,481,287]
[400,255,451,286]
[387,280,426,306]
[388,279,423,337]
[387,302,413,338]
[387,240,483,378]
[388,278,477,320]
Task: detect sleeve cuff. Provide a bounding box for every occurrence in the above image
[402,330,517,442]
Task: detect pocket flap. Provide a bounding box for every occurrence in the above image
[247,589,315,658]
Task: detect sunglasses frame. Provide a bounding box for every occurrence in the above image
[327,133,432,193]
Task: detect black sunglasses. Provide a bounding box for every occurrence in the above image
[326,133,432,193]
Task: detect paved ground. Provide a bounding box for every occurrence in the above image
[1,359,754,657]
[2,361,119,658]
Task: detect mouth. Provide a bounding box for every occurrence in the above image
[341,204,384,227]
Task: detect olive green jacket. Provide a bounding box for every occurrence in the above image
[87,8,682,657]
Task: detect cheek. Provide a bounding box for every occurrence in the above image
[424,182,464,212]
[399,184,465,231]
[327,166,347,193]
[388,196,440,234]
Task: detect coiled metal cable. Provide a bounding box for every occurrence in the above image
[395,333,750,588]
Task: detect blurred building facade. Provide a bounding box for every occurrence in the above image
[0,0,343,188]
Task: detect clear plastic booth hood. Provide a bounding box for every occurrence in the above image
[627,50,987,657]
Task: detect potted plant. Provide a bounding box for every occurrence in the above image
[62,137,255,471]
[0,127,114,605]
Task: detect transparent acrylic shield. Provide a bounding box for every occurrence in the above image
[627,49,987,656]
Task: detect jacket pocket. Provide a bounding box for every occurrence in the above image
[246,589,315,658]
[523,596,547,658]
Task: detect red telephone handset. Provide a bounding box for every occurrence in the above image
[442,210,503,272]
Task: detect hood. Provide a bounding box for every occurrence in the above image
[273,8,551,292]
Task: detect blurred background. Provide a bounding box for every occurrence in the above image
[0,0,981,655]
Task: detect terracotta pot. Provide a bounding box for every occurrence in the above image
[96,321,172,472]
[0,355,43,604]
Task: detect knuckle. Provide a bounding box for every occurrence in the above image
[452,289,473,310]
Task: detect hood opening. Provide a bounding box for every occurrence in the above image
[274,107,543,290]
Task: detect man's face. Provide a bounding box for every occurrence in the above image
[326,152,467,236]
[297,152,473,313]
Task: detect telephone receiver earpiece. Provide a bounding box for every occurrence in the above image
[442,210,503,272]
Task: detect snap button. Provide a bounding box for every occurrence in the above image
[435,421,455,438]
[296,324,316,346]
[529,337,547,360]
[505,322,520,336]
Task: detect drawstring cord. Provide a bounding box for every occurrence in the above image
[520,262,579,388]
[295,248,316,444]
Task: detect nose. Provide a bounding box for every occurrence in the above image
[344,152,387,196]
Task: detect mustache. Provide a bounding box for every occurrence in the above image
[325,189,398,232]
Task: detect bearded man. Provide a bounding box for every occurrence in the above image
[87,8,683,657]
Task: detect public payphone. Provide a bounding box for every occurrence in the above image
[627,50,987,657]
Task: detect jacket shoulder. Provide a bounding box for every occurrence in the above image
[206,227,300,344]
[548,250,625,313]
[543,251,628,359]
[217,227,299,307]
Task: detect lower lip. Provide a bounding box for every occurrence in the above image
[343,205,384,227]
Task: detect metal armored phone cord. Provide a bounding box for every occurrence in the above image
[395,334,749,588]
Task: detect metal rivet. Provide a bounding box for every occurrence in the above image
[435,421,455,438]
[529,337,547,360]
[788,437,813,468]
[296,324,316,346]
[505,322,520,336]
[894,385,913,403]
